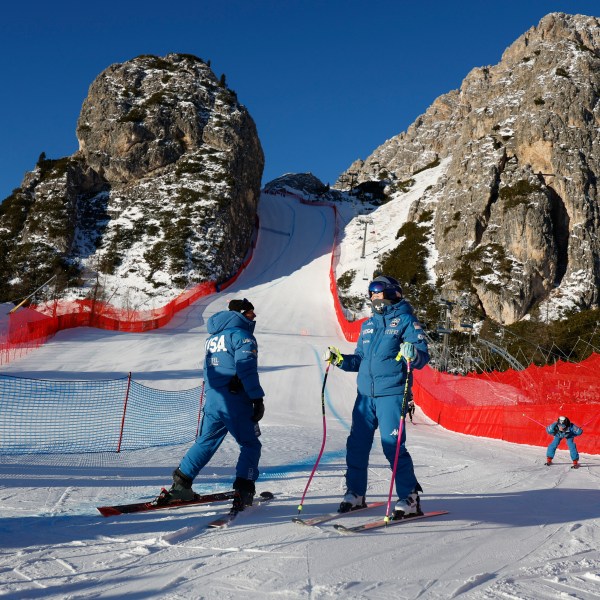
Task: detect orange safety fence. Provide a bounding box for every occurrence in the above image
[1,281,216,365]
[413,364,600,454]
[293,192,600,455]
[294,193,365,341]
[1,217,259,365]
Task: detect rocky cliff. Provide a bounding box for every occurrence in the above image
[339,13,600,325]
[0,53,263,308]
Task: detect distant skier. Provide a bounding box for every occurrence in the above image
[407,396,416,423]
[164,298,265,511]
[323,275,429,518]
[545,416,583,468]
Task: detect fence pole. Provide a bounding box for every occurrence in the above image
[196,381,205,438]
[117,372,132,452]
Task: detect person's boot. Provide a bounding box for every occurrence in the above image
[166,468,196,502]
[545,457,553,466]
[572,459,579,469]
[393,483,423,519]
[338,491,366,513]
[232,477,255,511]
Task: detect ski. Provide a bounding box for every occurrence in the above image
[97,489,235,517]
[333,510,449,534]
[206,491,274,529]
[292,501,386,527]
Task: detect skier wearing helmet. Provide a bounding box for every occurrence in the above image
[546,416,583,468]
[323,275,429,518]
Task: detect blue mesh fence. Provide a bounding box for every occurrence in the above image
[0,374,203,454]
[119,380,202,451]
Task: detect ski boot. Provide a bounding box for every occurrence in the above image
[338,491,366,513]
[393,483,423,519]
[232,477,256,512]
[156,468,196,505]
[545,457,553,466]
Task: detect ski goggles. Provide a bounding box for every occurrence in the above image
[368,281,387,296]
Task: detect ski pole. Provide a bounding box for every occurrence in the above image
[522,413,546,428]
[297,361,330,514]
[582,413,599,427]
[384,357,412,524]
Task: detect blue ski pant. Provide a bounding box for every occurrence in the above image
[547,436,579,461]
[178,387,262,482]
[345,392,418,500]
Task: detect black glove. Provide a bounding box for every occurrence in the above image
[228,375,243,394]
[251,398,265,422]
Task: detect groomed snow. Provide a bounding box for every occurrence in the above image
[1,194,599,599]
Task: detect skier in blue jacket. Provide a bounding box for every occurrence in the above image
[545,416,583,468]
[165,298,265,510]
[323,275,429,518]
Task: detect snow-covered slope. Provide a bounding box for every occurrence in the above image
[335,158,449,318]
[1,193,599,599]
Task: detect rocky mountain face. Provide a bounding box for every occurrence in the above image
[339,13,600,325]
[0,53,263,308]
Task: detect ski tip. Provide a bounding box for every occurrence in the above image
[206,519,229,529]
[259,491,275,500]
[332,524,352,535]
[97,507,120,517]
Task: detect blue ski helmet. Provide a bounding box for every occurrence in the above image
[368,275,403,303]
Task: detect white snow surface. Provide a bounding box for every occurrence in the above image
[1,194,599,599]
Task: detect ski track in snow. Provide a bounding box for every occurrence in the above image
[1,194,599,599]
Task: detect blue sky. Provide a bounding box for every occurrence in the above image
[1,1,598,200]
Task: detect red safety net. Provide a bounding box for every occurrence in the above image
[414,362,600,454]
[0,216,259,365]
[1,281,217,365]
[312,194,600,454]
[294,193,365,341]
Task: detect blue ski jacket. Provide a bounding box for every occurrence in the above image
[546,422,583,439]
[339,300,429,397]
[203,310,265,400]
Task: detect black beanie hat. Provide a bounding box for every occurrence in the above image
[228,298,254,313]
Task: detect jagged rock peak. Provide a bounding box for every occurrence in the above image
[77,53,254,183]
[337,13,600,325]
[0,53,264,308]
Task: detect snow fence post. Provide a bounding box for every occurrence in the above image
[116,372,132,453]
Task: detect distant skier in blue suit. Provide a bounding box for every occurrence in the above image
[545,416,583,468]
[323,275,429,518]
[166,298,265,510]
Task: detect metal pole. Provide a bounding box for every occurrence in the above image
[297,362,330,513]
[522,413,546,428]
[196,381,205,438]
[117,372,132,452]
[361,220,368,258]
[9,275,57,313]
[384,359,412,524]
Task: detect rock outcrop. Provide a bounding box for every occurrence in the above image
[338,13,600,324]
[0,53,263,307]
